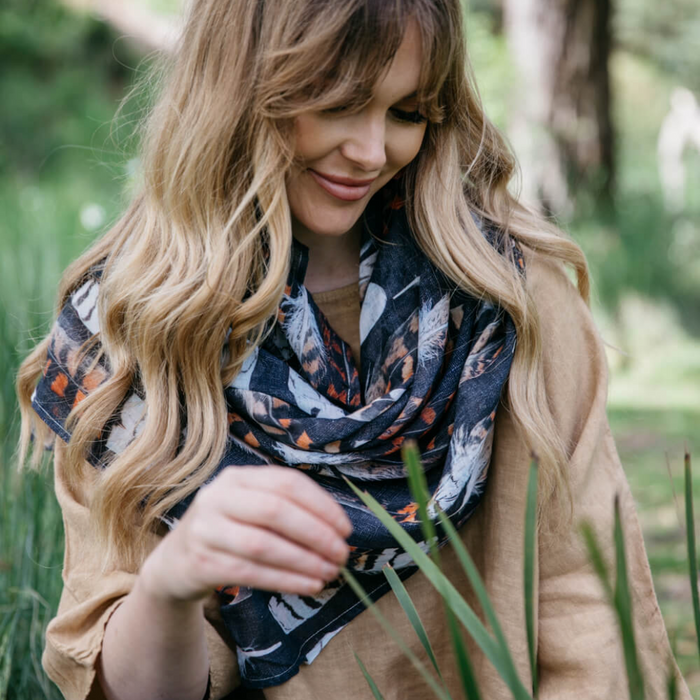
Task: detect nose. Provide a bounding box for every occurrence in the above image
[339,112,387,174]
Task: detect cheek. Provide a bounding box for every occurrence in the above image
[293,113,339,163]
[388,126,427,170]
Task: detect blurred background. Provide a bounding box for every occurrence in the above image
[1,0,699,696]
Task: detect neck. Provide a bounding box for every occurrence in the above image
[292,219,362,293]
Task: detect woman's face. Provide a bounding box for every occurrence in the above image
[287,20,428,241]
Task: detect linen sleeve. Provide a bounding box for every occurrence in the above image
[527,254,691,698]
[41,439,241,700]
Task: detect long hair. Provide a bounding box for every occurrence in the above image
[17,0,589,571]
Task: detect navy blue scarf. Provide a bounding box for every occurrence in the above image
[32,185,521,688]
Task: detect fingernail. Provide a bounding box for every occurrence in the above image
[322,562,339,579]
[306,579,324,594]
[332,540,348,562]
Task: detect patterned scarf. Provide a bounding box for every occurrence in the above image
[32,184,522,689]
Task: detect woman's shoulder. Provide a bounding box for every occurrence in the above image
[521,245,584,309]
[30,271,113,463]
[521,245,599,348]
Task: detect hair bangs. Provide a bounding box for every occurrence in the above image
[259,0,456,121]
[413,0,461,125]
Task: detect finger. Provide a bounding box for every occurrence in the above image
[201,517,341,582]
[199,548,326,596]
[220,466,353,537]
[211,486,350,566]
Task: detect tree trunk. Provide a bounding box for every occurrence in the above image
[503,0,614,216]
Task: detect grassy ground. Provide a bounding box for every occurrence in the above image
[608,405,700,695]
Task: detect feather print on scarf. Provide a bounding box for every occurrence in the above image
[31,182,523,689]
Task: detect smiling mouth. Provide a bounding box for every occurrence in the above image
[308,169,376,202]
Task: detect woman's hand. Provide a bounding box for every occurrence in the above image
[139,465,354,605]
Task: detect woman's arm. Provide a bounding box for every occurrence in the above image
[44,439,352,700]
[95,463,351,699]
[42,441,232,700]
[97,579,209,700]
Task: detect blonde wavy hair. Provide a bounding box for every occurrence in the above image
[17,0,589,572]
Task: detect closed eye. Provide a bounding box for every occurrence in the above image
[320,105,427,125]
[321,105,352,115]
[390,108,427,125]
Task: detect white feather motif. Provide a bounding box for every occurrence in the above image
[417,295,450,368]
[229,347,259,390]
[236,641,283,672]
[71,279,101,335]
[305,628,344,665]
[282,288,326,373]
[427,418,493,517]
[106,393,146,454]
[360,282,387,344]
[268,587,338,633]
[287,369,346,419]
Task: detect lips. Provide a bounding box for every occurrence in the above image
[308,169,376,202]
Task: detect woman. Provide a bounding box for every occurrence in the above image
[17,0,689,698]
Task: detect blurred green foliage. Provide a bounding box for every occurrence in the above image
[0,0,143,175]
[0,0,148,445]
[616,0,700,93]
[580,50,700,326]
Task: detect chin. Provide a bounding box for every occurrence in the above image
[292,198,367,238]
[303,216,362,238]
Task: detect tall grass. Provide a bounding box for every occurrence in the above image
[342,443,536,699]
[0,181,102,699]
[685,451,700,666]
[0,75,139,700]
[343,443,698,700]
[0,461,64,699]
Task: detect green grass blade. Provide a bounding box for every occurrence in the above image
[524,459,539,697]
[684,450,700,666]
[580,522,614,601]
[666,669,677,700]
[666,638,678,700]
[401,444,486,697]
[583,512,646,700]
[344,476,532,700]
[342,567,453,700]
[444,607,482,700]
[403,441,440,562]
[435,507,530,698]
[402,441,483,697]
[353,651,386,700]
[404,440,527,696]
[613,495,645,700]
[383,564,443,680]
[344,478,496,656]
[0,626,13,700]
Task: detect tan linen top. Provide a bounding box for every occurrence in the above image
[42,250,691,700]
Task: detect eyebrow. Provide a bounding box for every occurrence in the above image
[398,90,418,102]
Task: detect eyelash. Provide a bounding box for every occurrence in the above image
[391,108,427,125]
[321,106,427,125]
